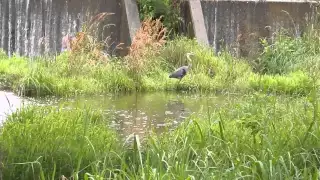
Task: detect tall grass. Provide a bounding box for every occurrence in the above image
[251,26,320,75]
[2,10,320,180]
[1,15,320,97]
[125,16,167,76]
[0,36,314,96]
[0,106,120,179]
[1,91,320,179]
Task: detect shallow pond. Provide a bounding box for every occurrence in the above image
[0,91,238,139]
[0,91,31,124]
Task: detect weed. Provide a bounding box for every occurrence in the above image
[137,0,182,34]
[68,13,112,71]
[1,20,320,96]
[126,17,167,75]
[1,93,320,179]
[0,106,120,180]
[0,35,316,97]
[252,26,320,75]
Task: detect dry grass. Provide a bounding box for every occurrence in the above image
[68,12,122,68]
[65,13,168,75]
[69,32,107,66]
[125,17,168,74]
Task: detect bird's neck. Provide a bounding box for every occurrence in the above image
[187,54,192,68]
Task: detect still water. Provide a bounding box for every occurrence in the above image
[0,91,31,124]
[0,91,237,139]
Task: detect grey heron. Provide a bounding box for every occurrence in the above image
[169,52,195,82]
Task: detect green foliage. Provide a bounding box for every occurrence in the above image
[0,106,119,179]
[252,27,320,75]
[137,0,182,34]
[0,48,7,58]
[0,53,135,97]
[249,70,313,95]
[256,36,304,74]
[1,26,320,178]
[2,92,320,179]
[2,12,320,180]
[119,92,320,179]
[0,35,317,97]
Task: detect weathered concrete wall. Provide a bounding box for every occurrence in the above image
[187,0,209,46]
[2,0,316,58]
[182,0,318,57]
[119,0,141,56]
[0,0,140,57]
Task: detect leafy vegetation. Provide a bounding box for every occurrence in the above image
[137,0,182,35]
[2,11,320,179]
[0,106,120,179]
[0,36,313,97]
[249,27,320,75]
[0,17,317,97]
[1,91,320,179]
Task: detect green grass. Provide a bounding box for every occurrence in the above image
[0,106,120,179]
[0,36,316,97]
[0,52,136,97]
[2,26,320,179]
[1,91,320,179]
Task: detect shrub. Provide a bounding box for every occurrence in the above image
[137,0,182,34]
[252,27,320,75]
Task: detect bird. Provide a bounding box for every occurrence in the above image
[169,52,195,82]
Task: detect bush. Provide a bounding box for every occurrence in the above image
[137,0,182,34]
[252,27,320,75]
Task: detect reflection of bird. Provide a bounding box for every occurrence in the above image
[169,52,195,82]
[165,100,188,123]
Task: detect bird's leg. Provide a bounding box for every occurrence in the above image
[177,78,182,86]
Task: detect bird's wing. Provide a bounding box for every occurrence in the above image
[172,68,183,76]
[175,66,188,71]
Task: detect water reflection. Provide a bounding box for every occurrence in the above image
[0,91,235,140]
[0,91,30,124]
[114,98,191,140]
[44,92,232,140]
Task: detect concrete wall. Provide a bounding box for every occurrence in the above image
[1,0,317,58]
[182,0,318,57]
[0,0,140,57]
